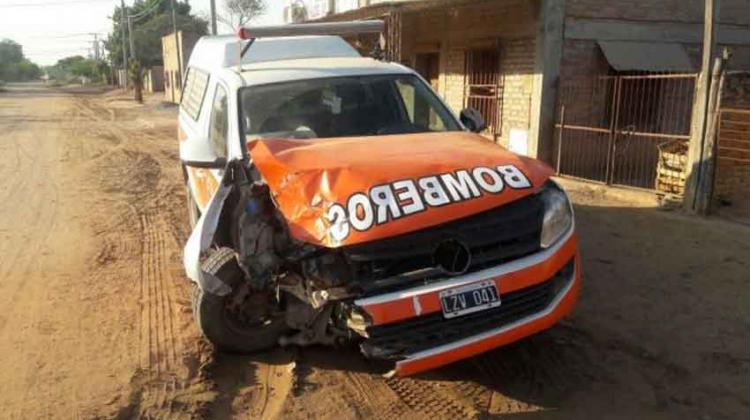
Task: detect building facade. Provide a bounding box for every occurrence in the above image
[313,0,750,204]
[161,31,199,103]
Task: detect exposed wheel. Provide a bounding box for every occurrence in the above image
[192,247,288,353]
[186,185,200,228]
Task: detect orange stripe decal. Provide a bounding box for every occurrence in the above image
[187,167,220,211]
[359,233,578,326]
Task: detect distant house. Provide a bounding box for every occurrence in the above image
[144,66,165,93]
[162,31,199,103]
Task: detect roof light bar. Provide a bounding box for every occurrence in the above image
[237,20,384,40]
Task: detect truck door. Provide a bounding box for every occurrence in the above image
[180,67,228,212]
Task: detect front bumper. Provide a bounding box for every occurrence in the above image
[354,227,580,376]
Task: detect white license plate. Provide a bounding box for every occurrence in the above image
[439,280,501,319]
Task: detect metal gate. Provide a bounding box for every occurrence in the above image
[465,49,502,139]
[555,73,696,193]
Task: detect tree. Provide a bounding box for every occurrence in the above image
[218,0,266,30]
[0,39,24,64]
[45,56,105,82]
[133,13,207,67]
[0,39,42,82]
[289,1,308,23]
[104,0,208,69]
[15,61,42,80]
[129,58,144,102]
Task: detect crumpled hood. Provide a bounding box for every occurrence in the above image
[247,131,553,248]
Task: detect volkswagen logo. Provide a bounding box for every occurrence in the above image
[433,239,472,276]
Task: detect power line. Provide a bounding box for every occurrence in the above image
[44,33,107,39]
[25,46,90,51]
[18,33,104,40]
[0,0,117,8]
[25,49,90,54]
[21,37,104,45]
[9,30,109,39]
[129,0,165,21]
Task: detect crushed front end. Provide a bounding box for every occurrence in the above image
[331,182,579,375]
[185,133,579,376]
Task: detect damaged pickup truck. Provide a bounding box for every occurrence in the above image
[180,22,580,376]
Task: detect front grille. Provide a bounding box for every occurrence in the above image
[361,259,575,360]
[344,193,544,295]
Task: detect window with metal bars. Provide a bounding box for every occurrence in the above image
[465,49,502,138]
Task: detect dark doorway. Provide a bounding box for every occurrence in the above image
[414,53,440,91]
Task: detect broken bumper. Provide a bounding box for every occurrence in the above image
[354,227,580,376]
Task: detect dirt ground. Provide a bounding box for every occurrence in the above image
[0,83,748,420]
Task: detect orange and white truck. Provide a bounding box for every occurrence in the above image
[181,21,579,376]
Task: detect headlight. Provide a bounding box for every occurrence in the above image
[539,181,573,248]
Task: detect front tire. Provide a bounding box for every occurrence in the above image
[191,248,288,353]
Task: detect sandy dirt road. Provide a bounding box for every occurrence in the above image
[0,83,748,419]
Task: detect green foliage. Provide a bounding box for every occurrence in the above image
[128,57,144,81]
[104,0,208,69]
[0,39,42,82]
[0,39,24,64]
[45,56,107,82]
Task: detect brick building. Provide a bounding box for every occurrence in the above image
[161,31,199,103]
[309,0,750,200]
[315,0,549,155]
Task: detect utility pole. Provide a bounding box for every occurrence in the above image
[685,0,720,212]
[93,33,100,61]
[210,0,218,35]
[127,16,136,60]
[696,48,730,214]
[171,0,183,99]
[127,14,142,103]
[120,0,128,88]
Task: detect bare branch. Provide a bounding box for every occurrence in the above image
[220,0,266,30]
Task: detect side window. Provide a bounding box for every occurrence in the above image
[395,78,446,131]
[208,85,228,159]
[181,67,209,120]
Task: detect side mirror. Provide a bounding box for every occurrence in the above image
[460,108,487,133]
[179,135,227,169]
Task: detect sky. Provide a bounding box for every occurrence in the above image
[0,0,285,66]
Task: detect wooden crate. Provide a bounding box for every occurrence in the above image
[656,140,688,195]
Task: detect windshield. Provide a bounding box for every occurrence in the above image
[239,74,461,140]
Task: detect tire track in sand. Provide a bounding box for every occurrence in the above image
[383,376,479,419]
[71,95,197,417]
[137,210,188,418]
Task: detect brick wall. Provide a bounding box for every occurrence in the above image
[556,39,611,134]
[715,109,750,215]
[567,0,701,22]
[562,0,750,80]
[724,72,750,109]
[498,38,536,145]
[438,40,538,145]
[440,48,466,113]
[566,0,750,25]
[559,39,609,90]
[715,72,750,217]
